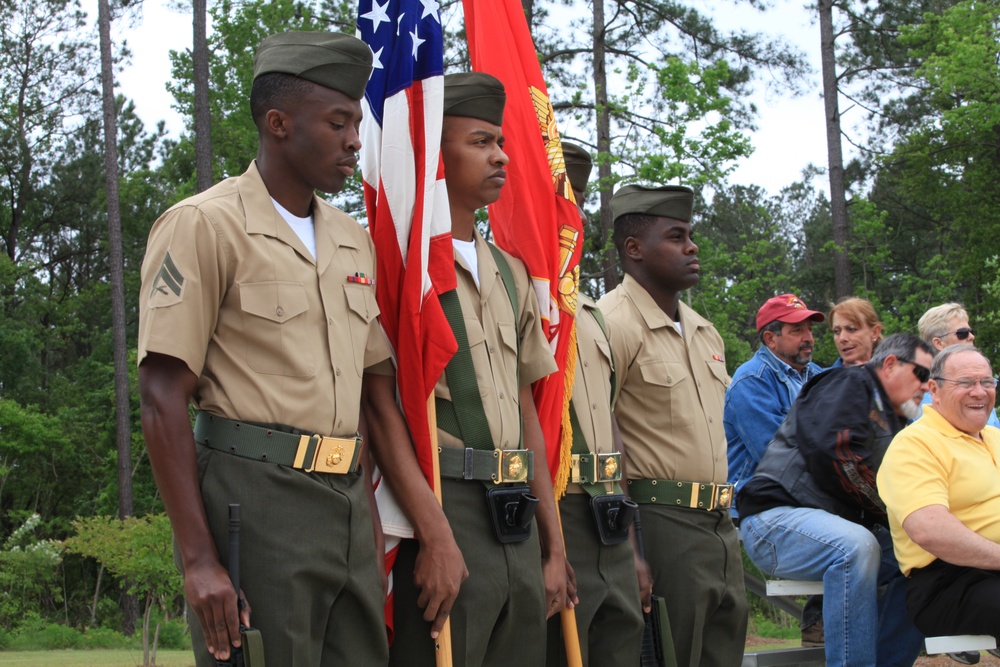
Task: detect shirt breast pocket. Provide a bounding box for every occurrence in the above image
[639,360,692,430]
[707,359,731,387]
[344,284,380,376]
[239,281,314,377]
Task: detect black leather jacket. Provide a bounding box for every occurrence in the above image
[737,364,906,528]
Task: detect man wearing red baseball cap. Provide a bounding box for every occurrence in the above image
[726,294,826,498]
[725,293,826,645]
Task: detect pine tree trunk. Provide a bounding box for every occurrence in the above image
[98,0,137,635]
[592,0,618,293]
[819,0,852,298]
[193,0,213,192]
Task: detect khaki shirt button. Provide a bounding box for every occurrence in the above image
[338,420,343,429]
[335,368,342,376]
[591,402,598,410]
[499,392,504,399]
[583,360,589,367]
[489,345,495,353]
[276,306,285,317]
[328,317,334,326]
[666,376,672,382]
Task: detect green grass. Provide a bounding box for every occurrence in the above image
[0,650,194,666]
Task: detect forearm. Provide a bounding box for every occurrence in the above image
[904,505,1000,570]
[361,373,453,541]
[139,361,219,570]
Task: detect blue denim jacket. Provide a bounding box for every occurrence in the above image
[725,346,823,501]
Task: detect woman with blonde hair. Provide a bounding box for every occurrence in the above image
[828,297,884,366]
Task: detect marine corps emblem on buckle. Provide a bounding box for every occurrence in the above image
[303,435,357,474]
[494,449,530,483]
[326,444,344,467]
[597,453,622,482]
[714,484,734,510]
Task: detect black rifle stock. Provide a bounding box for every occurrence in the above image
[635,509,676,667]
[216,504,264,667]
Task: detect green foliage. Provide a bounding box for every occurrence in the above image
[79,626,130,649]
[66,514,181,665]
[0,514,64,630]
[166,0,323,184]
[66,515,180,604]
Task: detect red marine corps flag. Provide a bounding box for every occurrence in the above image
[357,0,455,649]
[462,0,585,496]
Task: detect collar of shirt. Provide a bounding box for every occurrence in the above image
[760,345,820,382]
[620,274,712,338]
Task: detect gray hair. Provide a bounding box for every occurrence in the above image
[867,333,936,369]
[930,343,992,378]
[918,303,969,343]
[759,319,784,344]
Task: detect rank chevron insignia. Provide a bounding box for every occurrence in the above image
[150,251,185,299]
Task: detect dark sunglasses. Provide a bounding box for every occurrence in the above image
[899,358,931,383]
[940,327,975,341]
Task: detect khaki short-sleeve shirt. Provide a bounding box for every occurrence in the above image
[598,275,730,484]
[435,231,557,450]
[565,295,617,493]
[138,161,391,437]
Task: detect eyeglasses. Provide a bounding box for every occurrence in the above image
[932,376,998,390]
[899,359,931,383]
[939,327,975,341]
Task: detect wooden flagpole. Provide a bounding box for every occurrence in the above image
[428,395,453,667]
[557,502,583,667]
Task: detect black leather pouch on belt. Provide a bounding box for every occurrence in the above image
[590,493,637,545]
[486,486,538,544]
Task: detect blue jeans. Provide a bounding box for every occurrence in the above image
[742,506,924,667]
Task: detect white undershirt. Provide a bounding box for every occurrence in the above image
[673,320,683,335]
[271,197,316,260]
[453,238,480,289]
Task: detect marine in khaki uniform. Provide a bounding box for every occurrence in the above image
[138,32,393,666]
[545,142,645,667]
[598,185,748,667]
[367,72,567,667]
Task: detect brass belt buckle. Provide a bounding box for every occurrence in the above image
[596,453,622,482]
[712,483,734,510]
[307,435,356,474]
[494,449,529,484]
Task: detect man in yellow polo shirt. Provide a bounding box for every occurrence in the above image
[879,344,1000,642]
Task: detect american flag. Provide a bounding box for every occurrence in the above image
[357,0,456,640]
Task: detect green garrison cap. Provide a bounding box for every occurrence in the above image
[253,31,373,100]
[610,184,694,225]
[562,142,593,195]
[443,72,506,125]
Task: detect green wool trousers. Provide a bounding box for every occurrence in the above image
[546,493,644,667]
[389,478,547,667]
[640,504,748,667]
[185,444,389,667]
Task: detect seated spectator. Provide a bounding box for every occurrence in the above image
[878,344,1000,644]
[739,333,933,667]
[829,296,883,367]
[918,303,999,428]
[725,294,826,647]
[726,293,825,498]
